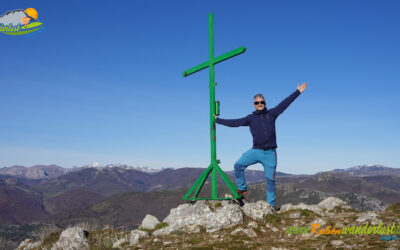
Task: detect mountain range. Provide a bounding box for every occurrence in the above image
[1,164,399,247]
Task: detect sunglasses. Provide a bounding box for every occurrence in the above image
[254,101,266,105]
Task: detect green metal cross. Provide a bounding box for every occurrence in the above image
[182,13,246,200]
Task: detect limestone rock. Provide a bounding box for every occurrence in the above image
[152,224,178,236]
[206,204,243,232]
[141,214,160,230]
[317,197,351,211]
[248,221,258,228]
[242,228,257,237]
[331,240,344,246]
[356,211,382,225]
[112,238,127,248]
[17,239,41,250]
[161,201,242,234]
[280,197,351,215]
[186,224,201,233]
[230,227,244,235]
[163,201,212,228]
[280,203,324,215]
[129,230,149,245]
[51,227,89,250]
[241,200,274,220]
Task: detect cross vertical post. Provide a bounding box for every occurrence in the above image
[208,13,218,199]
[182,13,246,200]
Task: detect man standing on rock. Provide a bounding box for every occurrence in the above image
[215,82,307,210]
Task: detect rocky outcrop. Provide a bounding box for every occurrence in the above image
[19,196,381,248]
[154,201,243,235]
[280,196,352,216]
[240,200,274,220]
[149,196,353,240]
[317,197,351,211]
[51,227,89,250]
[280,203,324,215]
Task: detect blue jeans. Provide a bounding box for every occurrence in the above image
[234,148,277,206]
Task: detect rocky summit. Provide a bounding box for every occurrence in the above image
[16,197,400,249]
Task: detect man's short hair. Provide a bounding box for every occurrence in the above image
[253,94,264,100]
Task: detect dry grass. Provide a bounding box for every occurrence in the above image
[22,203,400,249]
[36,223,61,242]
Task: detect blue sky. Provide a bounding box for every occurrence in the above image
[0,0,399,174]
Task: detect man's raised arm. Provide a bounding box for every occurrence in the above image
[215,115,250,127]
[270,82,307,118]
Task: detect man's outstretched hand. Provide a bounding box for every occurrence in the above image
[297,82,307,93]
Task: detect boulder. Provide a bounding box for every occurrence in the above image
[51,227,89,250]
[356,212,382,225]
[247,221,258,228]
[206,204,243,232]
[280,203,324,216]
[230,227,244,235]
[241,200,274,220]
[163,201,212,228]
[17,239,41,250]
[153,225,179,236]
[230,227,257,237]
[317,197,351,211]
[129,230,149,245]
[242,228,257,238]
[280,197,351,215]
[141,214,160,230]
[112,238,127,248]
[161,201,242,234]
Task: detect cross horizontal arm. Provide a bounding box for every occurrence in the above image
[182,46,246,77]
[182,61,209,77]
[213,46,246,66]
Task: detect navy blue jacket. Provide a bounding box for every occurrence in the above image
[216,89,301,150]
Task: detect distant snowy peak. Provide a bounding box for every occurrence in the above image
[130,166,163,174]
[348,164,388,170]
[333,164,389,172]
[79,163,163,174]
[89,162,101,168]
[330,164,400,177]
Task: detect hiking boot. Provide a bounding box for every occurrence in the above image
[271,206,280,213]
[236,189,248,196]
